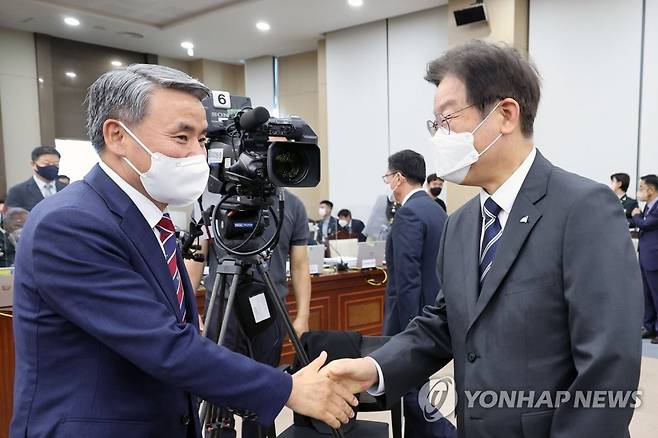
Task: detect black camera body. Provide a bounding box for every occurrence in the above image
[201,91,320,243]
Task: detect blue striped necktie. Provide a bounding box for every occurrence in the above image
[479,197,503,289]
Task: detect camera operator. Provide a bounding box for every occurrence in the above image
[184,186,312,436]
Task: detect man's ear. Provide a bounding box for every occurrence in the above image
[103,119,128,156]
[499,98,521,135]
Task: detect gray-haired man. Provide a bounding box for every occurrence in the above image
[11,64,357,438]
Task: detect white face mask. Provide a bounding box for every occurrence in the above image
[386,173,402,203]
[338,219,349,228]
[430,102,503,184]
[318,207,327,218]
[119,122,209,207]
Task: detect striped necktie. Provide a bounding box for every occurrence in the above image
[479,197,503,288]
[156,213,186,322]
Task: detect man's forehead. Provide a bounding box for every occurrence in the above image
[433,75,467,114]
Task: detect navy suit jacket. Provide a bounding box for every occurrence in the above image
[6,177,66,211]
[337,219,366,242]
[634,201,658,271]
[383,191,447,336]
[11,165,292,438]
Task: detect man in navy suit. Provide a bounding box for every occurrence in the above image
[633,174,658,344]
[11,64,357,438]
[382,149,453,438]
[5,146,67,211]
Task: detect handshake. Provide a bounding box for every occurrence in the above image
[284,352,382,429]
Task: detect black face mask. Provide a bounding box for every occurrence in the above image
[429,187,443,197]
[36,164,59,181]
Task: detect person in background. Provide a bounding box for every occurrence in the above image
[0,198,5,227]
[0,207,28,267]
[426,173,447,212]
[5,146,67,211]
[381,150,453,438]
[633,174,658,344]
[337,209,366,242]
[57,175,71,187]
[610,172,639,228]
[316,200,338,242]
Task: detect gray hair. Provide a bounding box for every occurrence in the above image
[85,64,210,153]
[4,207,29,233]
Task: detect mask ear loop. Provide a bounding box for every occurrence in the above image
[367,267,388,286]
[117,121,154,177]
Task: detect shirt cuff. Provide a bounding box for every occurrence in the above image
[365,356,385,396]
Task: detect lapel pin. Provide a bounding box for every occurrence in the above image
[520,216,529,224]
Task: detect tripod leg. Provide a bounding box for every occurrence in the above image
[203,272,226,338]
[217,273,241,347]
[254,262,309,366]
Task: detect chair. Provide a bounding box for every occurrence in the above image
[277,332,402,438]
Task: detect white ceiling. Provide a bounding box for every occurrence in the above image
[0,0,447,64]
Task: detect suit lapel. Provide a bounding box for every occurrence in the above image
[84,165,183,320]
[460,199,481,323]
[27,178,44,202]
[466,150,551,332]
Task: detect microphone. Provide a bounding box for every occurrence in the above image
[328,219,349,272]
[239,106,270,132]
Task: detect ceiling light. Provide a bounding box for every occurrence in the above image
[186,48,194,57]
[63,17,80,26]
[111,60,123,67]
[181,41,194,50]
[38,77,44,84]
[65,71,77,79]
[348,0,364,7]
[256,21,271,32]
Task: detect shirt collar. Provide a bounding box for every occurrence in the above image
[33,175,54,189]
[98,161,163,229]
[479,148,537,215]
[402,188,426,206]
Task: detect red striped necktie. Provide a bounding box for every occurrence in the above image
[156,213,186,322]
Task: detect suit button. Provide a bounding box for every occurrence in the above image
[181,415,190,426]
[467,352,478,363]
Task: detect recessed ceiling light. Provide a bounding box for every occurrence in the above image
[256,21,271,32]
[38,77,44,84]
[65,71,77,79]
[348,0,364,7]
[111,60,123,67]
[64,17,80,26]
[181,41,194,50]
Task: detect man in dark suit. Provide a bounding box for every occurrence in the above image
[382,150,453,437]
[5,146,67,211]
[633,174,658,344]
[610,173,639,228]
[337,209,366,242]
[316,200,338,242]
[323,41,642,438]
[11,64,357,438]
[427,173,447,212]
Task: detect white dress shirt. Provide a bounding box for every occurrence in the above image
[33,175,56,198]
[98,162,168,259]
[367,148,537,396]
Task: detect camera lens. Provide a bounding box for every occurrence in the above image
[273,150,307,184]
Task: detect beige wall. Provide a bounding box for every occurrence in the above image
[277,48,329,214]
[0,27,41,191]
[443,0,529,213]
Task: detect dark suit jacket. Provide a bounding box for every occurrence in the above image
[338,219,366,242]
[620,194,639,227]
[317,216,338,242]
[11,165,292,438]
[5,177,66,211]
[434,196,447,212]
[383,191,447,336]
[371,151,642,438]
[634,200,658,271]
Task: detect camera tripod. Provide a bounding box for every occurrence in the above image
[198,253,346,438]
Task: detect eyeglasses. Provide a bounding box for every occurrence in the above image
[426,104,474,135]
[381,172,399,183]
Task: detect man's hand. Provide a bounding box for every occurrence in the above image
[632,207,643,217]
[292,316,309,339]
[320,357,379,394]
[286,351,359,429]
